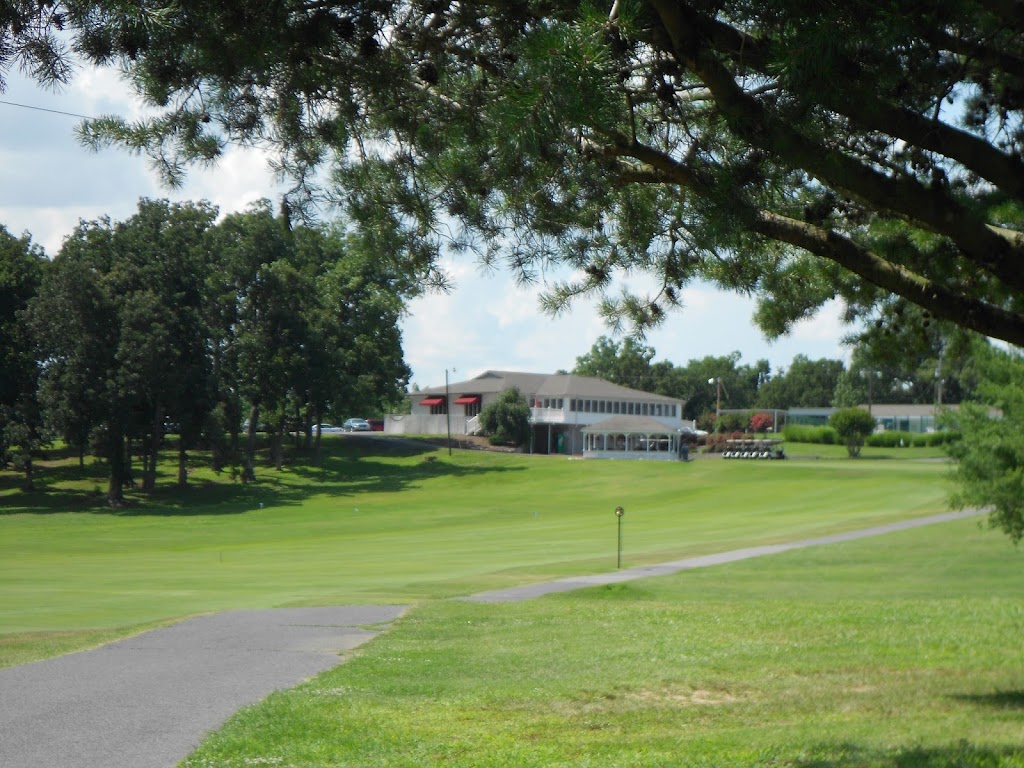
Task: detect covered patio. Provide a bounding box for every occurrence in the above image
[580,416,684,461]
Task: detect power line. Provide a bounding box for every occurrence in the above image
[0,97,100,120]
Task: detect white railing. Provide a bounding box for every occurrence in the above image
[466,415,482,435]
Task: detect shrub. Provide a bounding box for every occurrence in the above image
[716,412,747,432]
[867,431,899,447]
[749,412,774,433]
[704,431,745,453]
[829,407,877,457]
[479,387,531,447]
[782,424,837,444]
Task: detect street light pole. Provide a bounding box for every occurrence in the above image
[708,377,722,429]
[615,506,625,568]
[445,368,452,456]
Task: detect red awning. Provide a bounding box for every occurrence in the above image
[419,397,444,406]
[454,395,480,405]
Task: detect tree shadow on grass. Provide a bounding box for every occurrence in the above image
[285,452,526,496]
[2,436,525,516]
[789,741,1023,768]
[951,690,1024,710]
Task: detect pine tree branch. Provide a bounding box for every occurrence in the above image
[590,131,1024,346]
[650,0,1024,294]
[662,2,1024,202]
[752,211,1024,346]
[973,0,1024,32]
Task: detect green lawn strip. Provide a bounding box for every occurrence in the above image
[0,618,184,669]
[2,441,949,643]
[182,518,1024,768]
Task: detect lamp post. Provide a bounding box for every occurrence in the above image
[708,377,722,430]
[445,368,452,456]
[615,506,625,568]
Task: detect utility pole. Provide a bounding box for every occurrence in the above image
[445,368,452,456]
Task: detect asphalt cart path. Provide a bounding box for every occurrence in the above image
[465,509,985,603]
[0,605,406,768]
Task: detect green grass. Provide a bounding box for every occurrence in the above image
[2,439,949,644]
[182,517,1024,768]
[2,437,1021,766]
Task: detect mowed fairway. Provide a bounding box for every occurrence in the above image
[0,437,952,658]
[2,437,1022,767]
[183,514,1024,768]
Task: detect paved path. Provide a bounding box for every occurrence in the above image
[0,606,405,768]
[465,509,986,602]
[0,509,983,767]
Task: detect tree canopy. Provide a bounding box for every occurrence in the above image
[828,407,877,458]
[5,1,1023,346]
[945,342,1024,542]
[22,197,411,501]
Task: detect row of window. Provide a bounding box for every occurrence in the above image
[570,398,676,418]
[432,396,679,419]
[429,402,481,417]
[532,398,678,418]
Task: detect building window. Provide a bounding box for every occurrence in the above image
[642,403,649,415]
[430,403,447,416]
[558,399,564,409]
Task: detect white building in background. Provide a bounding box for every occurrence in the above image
[387,370,693,458]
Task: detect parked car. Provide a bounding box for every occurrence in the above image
[366,418,384,432]
[318,423,345,434]
[343,418,372,432]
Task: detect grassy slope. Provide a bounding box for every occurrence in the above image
[2,439,948,640]
[183,517,1024,768]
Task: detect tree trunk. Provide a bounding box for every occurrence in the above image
[177,443,188,488]
[20,455,34,492]
[107,429,126,505]
[313,409,322,467]
[142,441,157,493]
[273,415,285,471]
[243,404,259,483]
[304,407,313,452]
[124,437,136,489]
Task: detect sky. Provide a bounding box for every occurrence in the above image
[0,65,852,392]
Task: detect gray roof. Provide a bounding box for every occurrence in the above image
[415,371,548,397]
[581,416,678,434]
[415,370,681,403]
[535,374,680,402]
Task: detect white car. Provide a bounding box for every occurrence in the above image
[318,423,345,434]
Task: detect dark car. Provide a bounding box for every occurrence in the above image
[342,418,371,432]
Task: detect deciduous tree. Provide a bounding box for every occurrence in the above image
[829,407,877,458]
[0,227,47,489]
[757,355,845,409]
[945,342,1024,542]
[479,387,531,448]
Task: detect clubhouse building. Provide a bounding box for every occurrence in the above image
[386,370,694,459]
